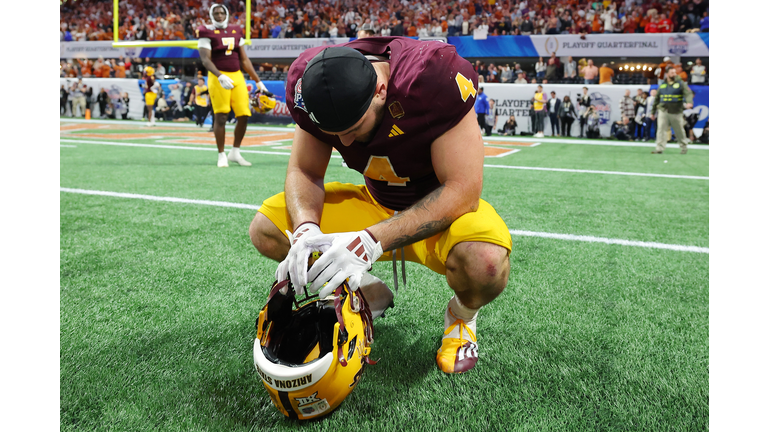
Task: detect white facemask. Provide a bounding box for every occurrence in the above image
[209,4,229,29]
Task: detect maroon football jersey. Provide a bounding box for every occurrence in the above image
[286,37,479,211]
[196,25,244,72]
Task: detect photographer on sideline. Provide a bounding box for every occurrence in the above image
[585,106,600,138]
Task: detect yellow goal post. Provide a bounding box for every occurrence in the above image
[111,0,251,49]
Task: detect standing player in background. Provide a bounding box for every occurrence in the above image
[143,66,160,127]
[198,3,268,168]
[191,77,211,127]
[249,38,512,374]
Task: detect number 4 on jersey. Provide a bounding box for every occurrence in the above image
[455,72,477,102]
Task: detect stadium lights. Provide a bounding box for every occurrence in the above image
[630,67,635,71]
[619,67,623,71]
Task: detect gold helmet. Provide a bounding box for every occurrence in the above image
[144,66,155,76]
[254,279,376,420]
[252,93,277,113]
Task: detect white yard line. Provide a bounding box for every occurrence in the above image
[60,145,77,148]
[484,164,709,180]
[60,187,709,254]
[483,135,710,149]
[59,188,261,210]
[510,229,708,253]
[60,138,704,179]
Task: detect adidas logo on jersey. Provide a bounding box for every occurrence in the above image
[388,125,405,138]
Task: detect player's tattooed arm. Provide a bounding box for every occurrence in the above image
[376,186,455,251]
[367,110,484,252]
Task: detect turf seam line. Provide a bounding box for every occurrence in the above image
[61,187,708,254]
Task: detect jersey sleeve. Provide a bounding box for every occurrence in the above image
[410,44,479,135]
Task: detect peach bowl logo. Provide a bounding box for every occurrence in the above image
[667,35,689,55]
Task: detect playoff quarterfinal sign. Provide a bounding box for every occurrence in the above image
[529,33,710,58]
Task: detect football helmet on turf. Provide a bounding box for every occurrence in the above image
[251,93,277,114]
[254,279,376,420]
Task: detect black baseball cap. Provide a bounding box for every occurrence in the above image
[301,47,378,133]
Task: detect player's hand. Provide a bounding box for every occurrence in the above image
[217,74,235,90]
[684,103,693,110]
[649,114,655,121]
[306,230,383,298]
[275,222,325,294]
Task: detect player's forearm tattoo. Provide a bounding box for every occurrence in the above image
[387,216,453,251]
[380,186,455,251]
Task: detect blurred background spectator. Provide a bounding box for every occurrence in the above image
[60,0,709,42]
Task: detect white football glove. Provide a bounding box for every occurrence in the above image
[306,230,383,298]
[217,74,235,90]
[275,222,326,294]
[256,80,268,92]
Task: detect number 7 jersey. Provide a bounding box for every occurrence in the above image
[196,25,244,73]
[286,37,479,211]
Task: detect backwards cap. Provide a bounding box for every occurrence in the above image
[301,47,378,133]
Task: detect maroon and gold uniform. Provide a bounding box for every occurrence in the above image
[143,74,159,107]
[258,37,511,275]
[196,25,245,72]
[286,37,481,211]
[196,24,251,116]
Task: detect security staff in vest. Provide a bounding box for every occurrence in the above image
[649,66,694,154]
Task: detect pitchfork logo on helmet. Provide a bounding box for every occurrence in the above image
[254,278,376,420]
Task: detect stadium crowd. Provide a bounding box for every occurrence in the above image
[60,0,709,42]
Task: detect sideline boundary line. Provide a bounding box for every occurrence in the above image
[484,164,708,180]
[60,187,708,254]
[60,118,710,149]
[60,139,706,180]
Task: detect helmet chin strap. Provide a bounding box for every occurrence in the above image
[209,3,229,29]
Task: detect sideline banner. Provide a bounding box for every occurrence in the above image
[480,83,709,137]
[530,34,662,57]
[242,38,351,58]
[60,41,144,59]
[61,38,351,60]
[60,77,144,119]
[450,33,709,58]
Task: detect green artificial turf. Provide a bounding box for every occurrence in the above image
[60,122,708,431]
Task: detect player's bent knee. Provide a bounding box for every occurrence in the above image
[447,242,510,290]
[249,213,289,261]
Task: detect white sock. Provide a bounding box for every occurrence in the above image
[449,296,479,322]
[230,147,240,157]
